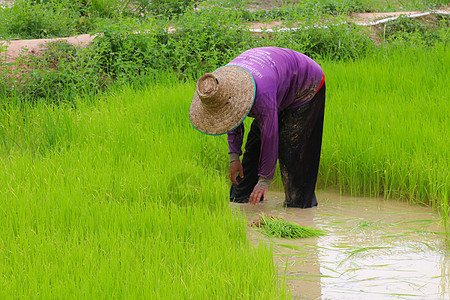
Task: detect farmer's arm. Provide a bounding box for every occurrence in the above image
[249,103,278,205]
[227,123,245,184]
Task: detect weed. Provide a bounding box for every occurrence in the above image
[0,0,81,39]
[269,21,375,61]
[379,14,450,46]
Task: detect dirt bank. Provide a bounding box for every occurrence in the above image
[1,34,95,63]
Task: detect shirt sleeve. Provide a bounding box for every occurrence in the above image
[257,97,278,180]
[227,123,245,156]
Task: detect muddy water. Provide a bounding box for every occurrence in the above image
[233,190,449,300]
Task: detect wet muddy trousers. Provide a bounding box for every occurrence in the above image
[230,83,326,208]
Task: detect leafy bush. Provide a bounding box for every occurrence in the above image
[379,14,450,46]
[0,40,108,102]
[90,0,124,17]
[124,0,198,19]
[240,7,303,22]
[239,0,372,22]
[303,23,375,60]
[313,0,372,14]
[0,0,147,40]
[1,6,446,104]
[257,20,375,61]
[1,6,255,102]
[0,0,81,39]
[91,6,254,76]
[163,7,254,73]
[91,30,160,79]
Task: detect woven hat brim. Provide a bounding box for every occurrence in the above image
[189,65,255,135]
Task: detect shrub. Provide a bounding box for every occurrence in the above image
[164,6,254,73]
[239,0,372,22]
[1,6,446,104]
[0,0,81,39]
[91,6,254,76]
[125,0,199,18]
[262,20,375,61]
[379,14,450,46]
[314,0,372,14]
[0,40,108,103]
[91,29,160,79]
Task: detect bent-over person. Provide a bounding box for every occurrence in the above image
[189,47,326,208]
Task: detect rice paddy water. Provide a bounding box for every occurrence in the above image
[236,190,449,299]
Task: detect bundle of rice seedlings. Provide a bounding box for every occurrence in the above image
[250,215,325,239]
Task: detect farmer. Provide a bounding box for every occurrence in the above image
[189,47,325,208]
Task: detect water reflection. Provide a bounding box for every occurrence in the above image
[232,190,450,300]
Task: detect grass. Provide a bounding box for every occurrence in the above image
[315,43,449,222]
[251,215,326,239]
[0,77,288,298]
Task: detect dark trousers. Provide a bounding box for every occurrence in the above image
[230,83,326,208]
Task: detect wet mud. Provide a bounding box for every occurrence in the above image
[232,190,449,300]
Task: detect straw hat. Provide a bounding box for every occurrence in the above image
[189,65,256,135]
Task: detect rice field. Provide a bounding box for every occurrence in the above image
[318,44,449,222]
[0,44,448,296]
[0,79,287,298]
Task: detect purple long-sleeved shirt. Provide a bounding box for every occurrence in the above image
[227,47,324,180]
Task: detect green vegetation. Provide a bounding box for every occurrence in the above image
[251,215,326,238]
[317,44,449,214]
[0,0,195,39]
[379,14,450,45]
[1,0,449,40]
[0,0,80,39]
[1,14,375,101]
[0,0,449,296]
[0,79,288,298]
[209,0,448,16]
[2,2,448,102]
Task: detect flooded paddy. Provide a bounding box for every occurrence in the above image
[233,190,450,299]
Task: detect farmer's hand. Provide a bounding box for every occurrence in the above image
[249,184,269,205]
[229,161,244,185]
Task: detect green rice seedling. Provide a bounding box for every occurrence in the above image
[315,43,449,237]
[0,78,289,298]
[351,219,381,231]
[251,215,326,239]
[340,246,392,264]
[276,243,305,251]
